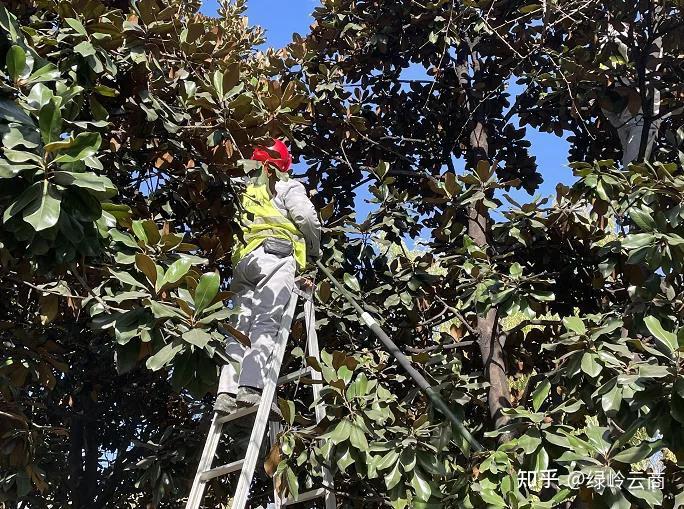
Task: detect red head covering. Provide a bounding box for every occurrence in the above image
[251,138,292,173]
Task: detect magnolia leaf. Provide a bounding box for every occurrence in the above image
[39,294,59,325]
[27,63,60,83]
[0,98,34,125]
[182,329,212,348]
[531,378,551,412]
[644,316,677,355]
[343,273,361,292]
[329,418,352,444]
[158,258,192,290]
[53,132,102,163]
[612,441,660,464]
[563,316,586,335]
[135,253,157,284]
[74,41,96,57]
[65,17,88,36]
[146,340,183,371]
[141,220,160,245]
[3,183,40,223]
[53,171,116,196]
[278,398,296,426]
[193,271,220,315]
[384,460,402,490]
[410,468,431,502]
[580,352,602,378]
[6,44,26,81]
[149,300,184,320]
[23,181,61,231]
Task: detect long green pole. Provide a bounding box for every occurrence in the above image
[315,260,484,453]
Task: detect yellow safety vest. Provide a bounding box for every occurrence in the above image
[232,183,307,270]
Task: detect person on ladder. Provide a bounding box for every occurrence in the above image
[214,138,321,415]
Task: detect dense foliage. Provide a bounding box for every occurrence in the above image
[1,0,683,508]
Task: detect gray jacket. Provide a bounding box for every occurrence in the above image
[272,179,321,261]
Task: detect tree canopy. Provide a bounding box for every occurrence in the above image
[1,0,683,508]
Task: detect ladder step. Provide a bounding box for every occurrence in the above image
[200,459,244,481]
[216,402,283,424]
[277,367,312,386]
[281,487,328,505]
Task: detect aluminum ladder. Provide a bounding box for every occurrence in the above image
[185,284,336,509]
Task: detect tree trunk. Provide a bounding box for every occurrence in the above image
[457,49,513,432]
[68,409,84,509]
[467,201,511,431]
[67,390,100,508]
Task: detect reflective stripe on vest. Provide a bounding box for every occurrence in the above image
[232,183,307,270]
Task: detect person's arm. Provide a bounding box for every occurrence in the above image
[281,180,321,261]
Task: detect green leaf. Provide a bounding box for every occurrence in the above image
[410,468,432,501]
[480,488,507,507]
[193,271,220,315]
[53,171,116,196]
[23,180,61,231]
[141,220,160,245]
[384,460,402,490]
[6,45,26,81]
[149,300,184,320]
[644,316,677,354]
[53,132,101,163]
[65,17,88,36]
[349,418,368,451]
[108,268,146,289]
[629,207,656,231]
[285,466,299,500]
[376,450,400,471]
[531,378,551,411]
[329,419,352,444]
[182,329,212,348]
[343,273,361,292]
[581,352,602,378]
[612,441,660,464]
[563,316,586,335]
[278,399,296,426]
[3,182,41,223]
[0,98,34,125]
[109,229,139,249]
[158,258,192,290]
[27,63,60,83]
[131,220,148,243]
[74,41,96,57]
[146,340,183,371]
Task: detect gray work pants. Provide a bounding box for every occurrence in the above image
[218,245,296,394]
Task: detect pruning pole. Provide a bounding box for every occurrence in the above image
[315,260,484,453]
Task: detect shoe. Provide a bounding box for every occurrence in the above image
[236,386,262,408]
[214,393,237,415]
[236,386,282,421]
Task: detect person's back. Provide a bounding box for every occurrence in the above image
[215,139,320,415]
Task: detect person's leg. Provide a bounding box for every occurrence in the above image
[237,246,296,398]
[216,256,257,413]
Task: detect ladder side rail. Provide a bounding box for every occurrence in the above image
[185,413,224,509]
[232,291,299,509]
[303,294,336,509]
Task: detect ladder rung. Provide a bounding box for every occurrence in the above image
[200,459,244,481]
[281,487,328,505]
[277,367,312,386]
[216,402,283,424]
[216,404,259,424]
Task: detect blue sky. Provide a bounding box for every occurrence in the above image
[200,1,573,223]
